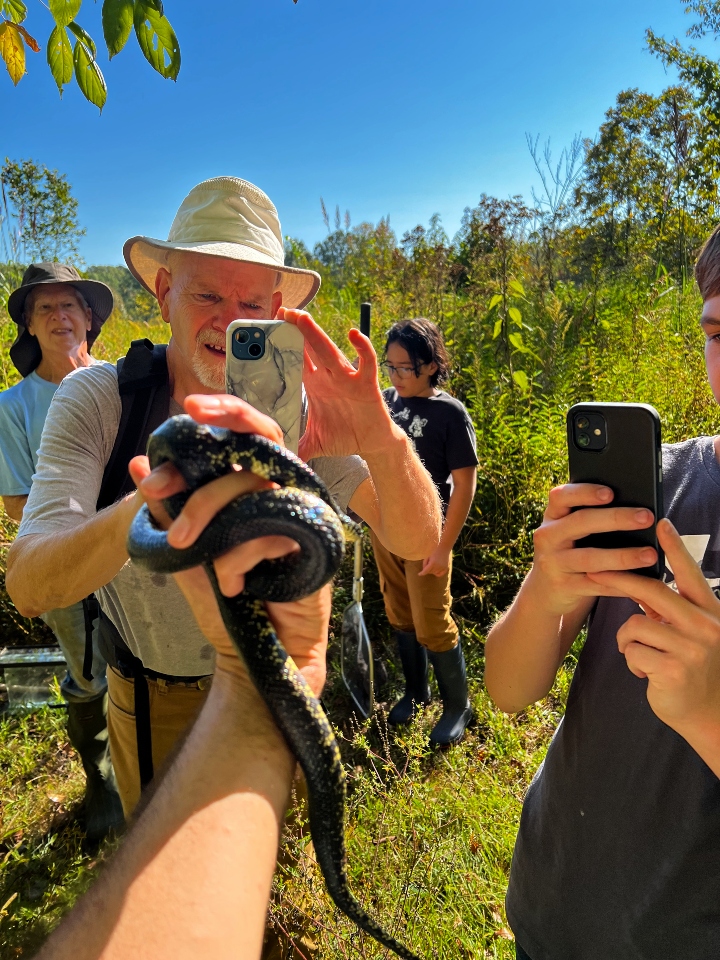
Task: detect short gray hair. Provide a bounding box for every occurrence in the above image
[23,284,90,324]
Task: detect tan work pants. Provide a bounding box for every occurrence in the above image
[106,666,211,816]
[371,531,459,652]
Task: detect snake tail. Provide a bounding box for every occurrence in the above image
[211,586,421,960]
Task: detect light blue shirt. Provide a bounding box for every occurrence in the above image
[0,371,58,496]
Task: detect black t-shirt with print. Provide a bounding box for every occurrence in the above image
[383,388,478,508]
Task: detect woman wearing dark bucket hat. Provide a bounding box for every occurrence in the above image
[0,262,123,841]
[7,261,114,377]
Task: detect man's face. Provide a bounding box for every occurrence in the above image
[25,284,92,358]
[156,252,282,391]
[701,294,720,403]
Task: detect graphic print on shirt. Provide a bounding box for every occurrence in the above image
[408,415,428,438]
[665,534,720,598]
[396,407,410,421]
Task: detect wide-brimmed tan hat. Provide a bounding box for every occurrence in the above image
[7,262,114,377]
[123,177,321,309]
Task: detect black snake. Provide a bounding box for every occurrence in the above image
[127,415,421,960]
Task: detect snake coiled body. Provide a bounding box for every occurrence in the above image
[127,415,421,960]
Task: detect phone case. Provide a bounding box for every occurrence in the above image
[225,320,304,453]
[567,402,664,578]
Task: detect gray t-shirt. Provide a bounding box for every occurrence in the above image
[19,361,370,677]
[507,436,720,960]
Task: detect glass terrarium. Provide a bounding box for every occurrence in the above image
[0,646,66,713]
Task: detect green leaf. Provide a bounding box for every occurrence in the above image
[133,0,180,79]
[0,21,25,84]
[102,0,133,58]
[512,370,530,392]
[509,278,525,297]
[599,319,611,329]
[67,20,96,56]
[73,36,107,109]
[492,317,502,340]
[488,293,502,311]
[508,306,522,327]
[2,0,27,24]
[509,332,526,352]
[49,0,81,27]
[47,24,72,92]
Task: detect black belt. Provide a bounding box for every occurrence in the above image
[113,654,210,686]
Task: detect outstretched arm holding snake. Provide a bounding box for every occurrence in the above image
[34,472,332,960]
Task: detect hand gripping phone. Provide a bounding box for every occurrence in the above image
[567,402,664,578]
[225,320,304,454]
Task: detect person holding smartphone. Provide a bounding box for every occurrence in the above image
[485,232,720,959]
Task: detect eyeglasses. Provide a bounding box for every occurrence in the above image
[381,362,421,379]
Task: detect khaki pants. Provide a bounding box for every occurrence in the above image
[107,666,211,816]
[371,531,459,652]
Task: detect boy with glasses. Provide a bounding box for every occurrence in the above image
[374,318,478,745]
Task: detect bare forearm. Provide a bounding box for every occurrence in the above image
[362,428,441,559]
[439,476,476,551]
[6,494,139,617]
[35,663,295,960]
[484,571,591,713]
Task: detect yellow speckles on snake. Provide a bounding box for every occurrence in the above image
[127,415,421,960]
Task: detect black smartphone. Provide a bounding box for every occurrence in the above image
[567,402,664,578]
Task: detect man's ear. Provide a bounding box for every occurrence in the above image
[155,268,172,324]
[271,290,282,318]
[427,360,438,377]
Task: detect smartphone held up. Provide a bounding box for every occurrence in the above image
[225,319,305,453]
[567,402,665,578]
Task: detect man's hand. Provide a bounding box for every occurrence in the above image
[526,482,658,616]
[128,393,329,697]
[588,519,720,762]
[419,545,452,577]
[277,307,399,461]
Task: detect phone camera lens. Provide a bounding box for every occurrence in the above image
[578,433,590,447]
[576,416,589,430]
[235,329,250,344]
[248,343,263,358]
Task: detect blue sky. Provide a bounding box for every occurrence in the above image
[0,0,711,265]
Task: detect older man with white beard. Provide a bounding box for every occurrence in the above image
[6,177,443,821]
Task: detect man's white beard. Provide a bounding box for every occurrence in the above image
[192,332,226,390]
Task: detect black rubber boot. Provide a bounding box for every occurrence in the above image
[66,694,125,841]
[387,631,431,726]
[428,641,473,747]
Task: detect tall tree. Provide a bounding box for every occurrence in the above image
[0,158,84,264]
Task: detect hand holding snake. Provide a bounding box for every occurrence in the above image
[128,393,421,960]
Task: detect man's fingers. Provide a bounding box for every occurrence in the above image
[166,469,274,548]
[348,327,378,378]
[622,640,664,679]
[282,307,352,370]
[562,544,657,574]
[184,394,283,445]
[539,505,653,553]
[129,456,173,529]
[544,483,614,521]
[214,536,300,596]
[589,569,696,625]
[658,518,717,609]
[616,612,679,655]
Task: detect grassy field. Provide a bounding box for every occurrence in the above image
[0,266,717,957]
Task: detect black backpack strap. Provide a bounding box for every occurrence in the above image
[81,594,100,682]
[97,609,154,788]
[96,339,170,511]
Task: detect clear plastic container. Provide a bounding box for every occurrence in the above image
[0,646,66,713]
